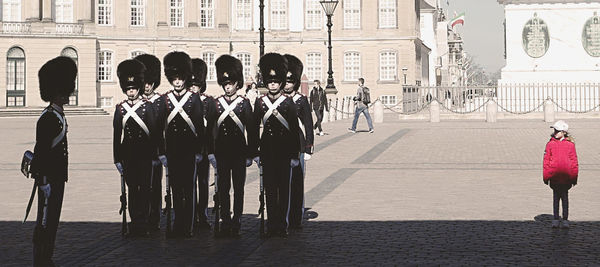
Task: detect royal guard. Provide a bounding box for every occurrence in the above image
[29,56,77,266]
[190,57,214,230]
[113,59,161,237]
[254,53,301,237]
[209,55,259,236]
[282,54,314,229]
[134,53,166,232]
[162,51,206,237]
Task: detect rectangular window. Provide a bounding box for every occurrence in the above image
[98,50,113,81]
[270,0,287,30]
[170,0,184,27]
[235,0,252,30]
[130,50,146,58]
[55,0,73,23]
[202,52,216,81]
[344,52,360,81]
[379,51,397,81]
[380,95,397,106]
[343,0,360,29]
[378,0,396,28]
[100,96,113,107]
[235,53,252,81]
[306,52,322,82]
[98,0,112,25]
[305,0,322,30]
[3,0,21,21]
[200,0,214,28]
[130,0,145,26]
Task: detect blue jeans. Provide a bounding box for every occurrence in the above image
[351,105,374,130]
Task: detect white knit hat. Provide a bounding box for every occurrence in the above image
[551,120,569,132]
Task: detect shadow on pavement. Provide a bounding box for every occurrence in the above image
[2,214,600,266]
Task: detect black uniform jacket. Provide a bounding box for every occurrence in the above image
[253,94,301,161]
[162,89,205,157]
[146,93,167,158]
[113,99,161,164]
[30,105,68,183]
[199,93,217,156]
[207,95,259,159]
[292,93,315,154]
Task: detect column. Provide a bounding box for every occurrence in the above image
[216,0,229,28]
[187,0,198,27]
[42,0,52,22]
[26,0,41,21]
[157,0,168,26]
[78,0,93,23]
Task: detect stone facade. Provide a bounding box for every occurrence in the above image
[0,0,426,108]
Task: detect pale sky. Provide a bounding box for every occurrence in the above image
[442,0,506,73]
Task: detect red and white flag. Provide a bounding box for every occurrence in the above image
[450,12,465,28]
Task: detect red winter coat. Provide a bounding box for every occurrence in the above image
[543,137,578,185]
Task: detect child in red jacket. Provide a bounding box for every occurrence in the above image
[543,120,579,229]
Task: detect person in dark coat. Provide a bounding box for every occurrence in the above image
[113,59,162,237]
[161,51,205,237]
[134,53,166,232]
[190,57,214,230]
[282,54,314,229]
[254,53,301,237]
[309,80,328,136]
[208,55,259,236]
[30,56,77,266]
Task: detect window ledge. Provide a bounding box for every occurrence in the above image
[377,80,400,84]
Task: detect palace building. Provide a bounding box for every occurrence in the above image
[0,0,428,109]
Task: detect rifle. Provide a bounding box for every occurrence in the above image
[119,172,127,236]
[33,191,49,260]
[164,166,173,237]
[258,164,265,238]
[213,170,220,237]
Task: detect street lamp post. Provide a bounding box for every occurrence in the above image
[257,0,266,89]
[320,0,339,94]
[402,67,408,85]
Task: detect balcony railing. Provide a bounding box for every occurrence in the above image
[55,23,84,35]
[1,22,32,34]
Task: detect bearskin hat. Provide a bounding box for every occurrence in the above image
[215,55,244,89]
[163,51,192,84]
[284,54,303,91]
[117,59,146,93]
[259,53,288,86]
[134,54,161,89]
[190,58,208,92]
[38,56,77,102]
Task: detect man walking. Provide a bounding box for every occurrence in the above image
[309,80,328,136]
[349,78,374,133]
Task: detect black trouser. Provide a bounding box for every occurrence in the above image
[263,158,292,233]
[148,160,163,229]
[289,154,305,227]
[124,160,152,233]
[313,109,324,132]
[216,155,246,227]
[33,180,65,266]
[168,155,196,235]
[197,156,210,224]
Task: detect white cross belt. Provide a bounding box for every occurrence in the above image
[167,91,197,136]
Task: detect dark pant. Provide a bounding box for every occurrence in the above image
[216,155,246,227]
[33,180,65,266]
[168,155,196,235]
[313,109,324,132]
[197,157,210,224]
[553,187,569,220]
[289,154,305,227]
[148,161,163,229]
[263,158,292,233]
[124,160,152,233]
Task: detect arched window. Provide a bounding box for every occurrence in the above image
[61,47,78,105]
[6,47,25,107]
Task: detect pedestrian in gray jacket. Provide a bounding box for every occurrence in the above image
[349,78,374,133]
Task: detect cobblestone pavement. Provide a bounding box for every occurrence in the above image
[2,114,600,265]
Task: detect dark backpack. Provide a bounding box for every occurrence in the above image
[362,87,371,105]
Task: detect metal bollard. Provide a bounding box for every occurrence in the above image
[336,98,343,121]
[342,98,349,119]
[544,99,554,123]
[322,109,329,124]
[486,101,497,123]
[430,100,440,123]
[329,99,336,122]
[374,100,384,123]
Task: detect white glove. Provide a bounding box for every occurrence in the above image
[290,159,300,168]
[115,162,124,175]
[39,184,51,199]
[195,154,203,163]
[304,154,312,161]
[253,157,260,165]
[208,154,217,168]
[245,158,253,167]
[158,155,168,167]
